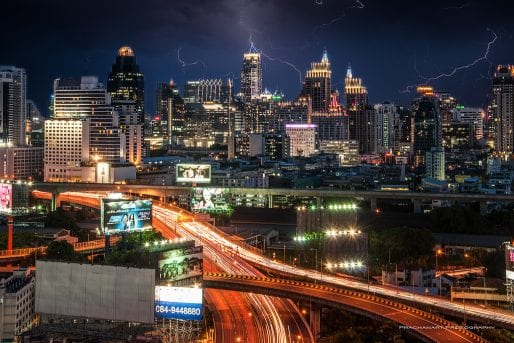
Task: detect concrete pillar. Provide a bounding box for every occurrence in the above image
[51,192,57,211]
[309,305,321,341]
[316,197,322,207]
[413,200,422,214]
[7,215,14,252]
[370,198,377,212]
[479,201,487,215]
[268,195,273,208]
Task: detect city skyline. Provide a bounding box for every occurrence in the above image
[3,0,514,114]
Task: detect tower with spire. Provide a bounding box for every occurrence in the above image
[241,47,262,103]
[301,49,332,112]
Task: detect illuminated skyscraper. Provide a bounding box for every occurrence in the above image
[301,50,332,112]
[107,46,145,124]
[0,66,27,146]
[345,65,375,154]
[184,79,233,104]
[155,80,185,146]
[412,86,441,166]
[492,65,514,153]
[240,51,262,103]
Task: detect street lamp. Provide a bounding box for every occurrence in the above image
[436,248,443,296]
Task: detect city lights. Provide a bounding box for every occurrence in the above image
[325,260,365,270]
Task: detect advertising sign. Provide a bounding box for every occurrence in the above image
[155,286,203,320]
[191,188,230,213]
[102,199,152,234]
[158,246,203,283]
[176,164,211,184]
[0,183,12,214]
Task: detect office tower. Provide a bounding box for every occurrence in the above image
[301,50,331,112]
[442,122,473,148]
[492,65,514,153]
[452,107,485,141]
[184,79,233,104]
[107,46,145,124]
[271,97,311,133]
[412,87,441,166]
[0,66,27,146]
[345,64,376,154]
[374,102,400,152]
[311,90,347,142]
[45,76,121,181]
[241,51,262,103]
[425,147,445,180]
[0,146,44,180]
[182,102,231,148]
[155,80,185,146]
[285,124,317,157]
[244,93,275,133]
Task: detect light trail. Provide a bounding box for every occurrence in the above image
[153,204,514,328]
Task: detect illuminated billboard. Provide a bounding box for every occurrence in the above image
[506,243,514,281]
[0,183,12,214]
[176,164,211,184]
[191,188,230,213]
[155,286,203,320]
[158,246,203,283]
[101,199,152,234]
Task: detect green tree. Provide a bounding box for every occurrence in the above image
[45,240,78,261]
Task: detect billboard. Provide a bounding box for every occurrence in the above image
[158,246,203,283]
[102,199,152,234]
[155,286,203,320]
[176,164,211,184]
[0,183,12,214]
[191,188,230,213]
[506,243,514,281]
[35,261,155,324]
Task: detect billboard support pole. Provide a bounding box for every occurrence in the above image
[7,215,13,253]
[105,234,110,257]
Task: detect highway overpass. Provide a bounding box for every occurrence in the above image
[205,273,486,343]
[32,182,514,214]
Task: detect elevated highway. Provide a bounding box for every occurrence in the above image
[32,182,514,214]
[205,273,486,343]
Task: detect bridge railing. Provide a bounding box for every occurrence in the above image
[0,247,45,258]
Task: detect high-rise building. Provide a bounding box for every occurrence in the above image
[45,76,122,181]
[271,97,311,133]
[240,51,262,103]
[452,107,484,141]
[285,123,317,157]
[301,50,331,112]
[492,65,514,153]
[0,66,27,146]
[311,91,347,142]
[107,46,145,124]
[155,81,185,146]
[425,147,445,180]
[374,102,400,152]
[184,79,233,104]
[412,88,441,166]
[345,65,376,154]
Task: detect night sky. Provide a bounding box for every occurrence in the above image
[3,0,514,115]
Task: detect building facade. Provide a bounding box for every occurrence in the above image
[285,124,317,157]
[492,65,514,153]
[184,79,233,104]
[241,52,262,103]
[301,50,331,112]
[0,146,44,180]
[0,66,27,146]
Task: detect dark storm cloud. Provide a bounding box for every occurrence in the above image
[2,0,514,114]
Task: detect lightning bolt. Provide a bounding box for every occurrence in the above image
[312,0,365,35]
[441,2,470,11]
[176,47,208,76]
[402,28,498,93]
[248,35,303,84]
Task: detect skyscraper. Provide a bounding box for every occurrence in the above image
[492,65,514,153]
[0,66,27,146]
[240,51,262,103]
[155,81,185,146]
[107,46,145,124]
[301,50,332,112]
[345,65,376,154]
[184,79,233,104]
[311,90,347,142]
[412,86,441,166]
[45,76,121,181]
